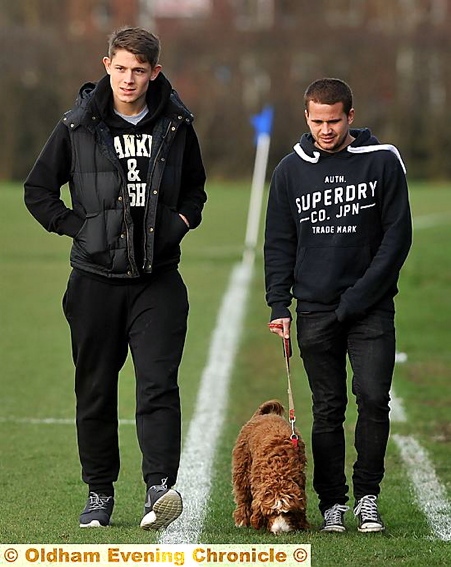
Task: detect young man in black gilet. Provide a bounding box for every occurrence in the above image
[25,27,207,530]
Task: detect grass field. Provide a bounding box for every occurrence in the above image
[1,179,451,566]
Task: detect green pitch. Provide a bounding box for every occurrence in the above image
[1,180,450,566]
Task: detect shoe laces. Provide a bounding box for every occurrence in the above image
[88,492,112,511]
[324,503,348,524]
[149,484,167,495]
[354,495,379,521]
[149,477,169,493]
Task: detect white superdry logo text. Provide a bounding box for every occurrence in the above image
[295,180,378,229]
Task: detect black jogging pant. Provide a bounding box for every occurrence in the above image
[62,268,188,495]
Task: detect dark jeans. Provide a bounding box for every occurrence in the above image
[296,309,395,513]
[62,269,188,495]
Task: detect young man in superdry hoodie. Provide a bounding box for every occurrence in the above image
[264,78,412,533]
[24,27,207,530]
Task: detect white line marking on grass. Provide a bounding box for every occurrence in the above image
[389,390,407,423]
[0,417,73,425]
[390,354,409,423]
[159,259,254,544]
[392,434,451,541]
[414,213,451,230]
[0,417,135,425]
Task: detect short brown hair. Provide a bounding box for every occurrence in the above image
[304,78,353,115]
[107,27,160,68]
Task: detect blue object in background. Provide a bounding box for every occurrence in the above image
[250,105,274,144]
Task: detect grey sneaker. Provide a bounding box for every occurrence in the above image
[321,503,349,532]
[79,492,114,528]
[354,495,385,532]
[140,484,183,530]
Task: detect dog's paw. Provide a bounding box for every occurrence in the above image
[233,509,250,527]
[234,520,249,528]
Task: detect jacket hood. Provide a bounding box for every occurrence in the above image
[69,72,192,130]
[293,128,406,173]
[296,128,378,160]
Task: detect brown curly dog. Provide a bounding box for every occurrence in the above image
[232,399,309,534]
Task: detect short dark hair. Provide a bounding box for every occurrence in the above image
[304,78,353,115]
[107,27,160,68]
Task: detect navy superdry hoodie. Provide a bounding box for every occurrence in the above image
[264,128,412,322]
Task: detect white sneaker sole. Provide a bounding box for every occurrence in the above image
[140,489,183,530]
[321,525,346,533]
[358,522,385,533]
[79,519,110,528]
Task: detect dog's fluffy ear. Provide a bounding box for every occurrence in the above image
[254,400,285,417]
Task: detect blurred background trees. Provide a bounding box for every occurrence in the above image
[1,0,450,181]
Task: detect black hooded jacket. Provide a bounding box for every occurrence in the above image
[24,73,207,279]
[264,128,412,322]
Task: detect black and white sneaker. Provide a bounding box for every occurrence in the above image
[321,503,349,532]
[79,492,114,528]
[140,483,183,530]
[354,495,385,532]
